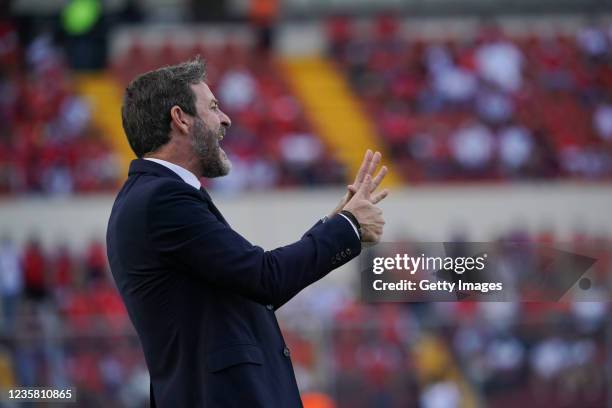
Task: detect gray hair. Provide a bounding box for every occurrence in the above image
[121,57,207,158]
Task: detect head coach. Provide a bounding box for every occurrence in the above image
[106,57,388,407]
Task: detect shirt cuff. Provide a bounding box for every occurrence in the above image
[338,213,361,240]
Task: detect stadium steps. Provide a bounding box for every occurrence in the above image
[75,73,133,176]
[281,56,402,188]
[413,333,481,407]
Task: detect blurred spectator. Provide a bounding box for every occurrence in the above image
[22,238,47,302]
[577,26,608,59]
[420,380,460,408]
[249,0,279,53]
[450,122,495,172]
[327,15,352,58]
[474,37,524,92]
[434,65,478,103]
[0,236,22,331]
[0,19,19,70]
[593,103,612,141]
[571,300,607,333]
[119,364,149,408]
[530,337,568,381]
[52,245,73,293]
[218,67,257,111]
[85,240,107,282]
[475,87,514,124]
[280,132,324,169]
[498,125,534,174]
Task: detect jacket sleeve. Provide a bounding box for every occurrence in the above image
[146,180,362,308]
[301,219,323,239]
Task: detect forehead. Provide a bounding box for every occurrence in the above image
[191,81,215,105]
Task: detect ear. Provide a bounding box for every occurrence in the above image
[170,105,192,135]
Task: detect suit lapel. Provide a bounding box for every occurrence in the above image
[199,187,229,226]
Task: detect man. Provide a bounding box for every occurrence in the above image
[106,57,388,407]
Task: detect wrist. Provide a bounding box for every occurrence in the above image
[339,210,362,240]
[330,202,344,218]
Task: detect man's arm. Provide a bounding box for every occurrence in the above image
[147,180,362,308]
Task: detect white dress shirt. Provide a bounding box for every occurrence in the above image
[144,158,201,190]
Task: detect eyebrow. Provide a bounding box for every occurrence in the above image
[211,99,219,106]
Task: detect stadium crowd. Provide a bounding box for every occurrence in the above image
[280,229,611,407]
[1,21,346,196]
[0,229,607,407]
[112,43,347,193]
[0,235,145,407]
[328,16,612,182]
[0,21,120,195]
[5,17,612,195]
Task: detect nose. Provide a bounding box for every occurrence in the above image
[220,110,231,129]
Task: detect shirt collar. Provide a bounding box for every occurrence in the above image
[144,158,201,190]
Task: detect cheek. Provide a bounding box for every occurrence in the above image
[201,113,220,129]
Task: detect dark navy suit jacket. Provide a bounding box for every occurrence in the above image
[106,159,361,407]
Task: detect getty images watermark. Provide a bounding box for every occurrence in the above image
[360,242,604,302]
[371,252,501,293]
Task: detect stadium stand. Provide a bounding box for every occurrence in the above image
[1,30,347,196]
[327,15,612,182]
[280,229,611,407]
[112,41,348,192]
[0,25,120,195]
[4,17,612,196]
[1,6,611,407]
[0,230,608,407]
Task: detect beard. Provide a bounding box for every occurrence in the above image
[192,117,232,178]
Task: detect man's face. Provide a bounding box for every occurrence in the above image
[190,82,232,178]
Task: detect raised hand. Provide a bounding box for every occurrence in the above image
[343,175,385,244]
[329,149,390,218]
[348,150,389,204]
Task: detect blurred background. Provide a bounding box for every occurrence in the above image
[1,0,612,406]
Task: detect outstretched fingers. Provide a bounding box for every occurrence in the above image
[350,150,382,191]
[349,155,389,203]
[355,174,373,200]
[366,151,381,179]
[371,165,387,192]
[370,188,389,205]
[353,149,373,186]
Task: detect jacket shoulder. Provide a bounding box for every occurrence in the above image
[123,174,199,204]
[140,175,196,196]
[110,176,200,227]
